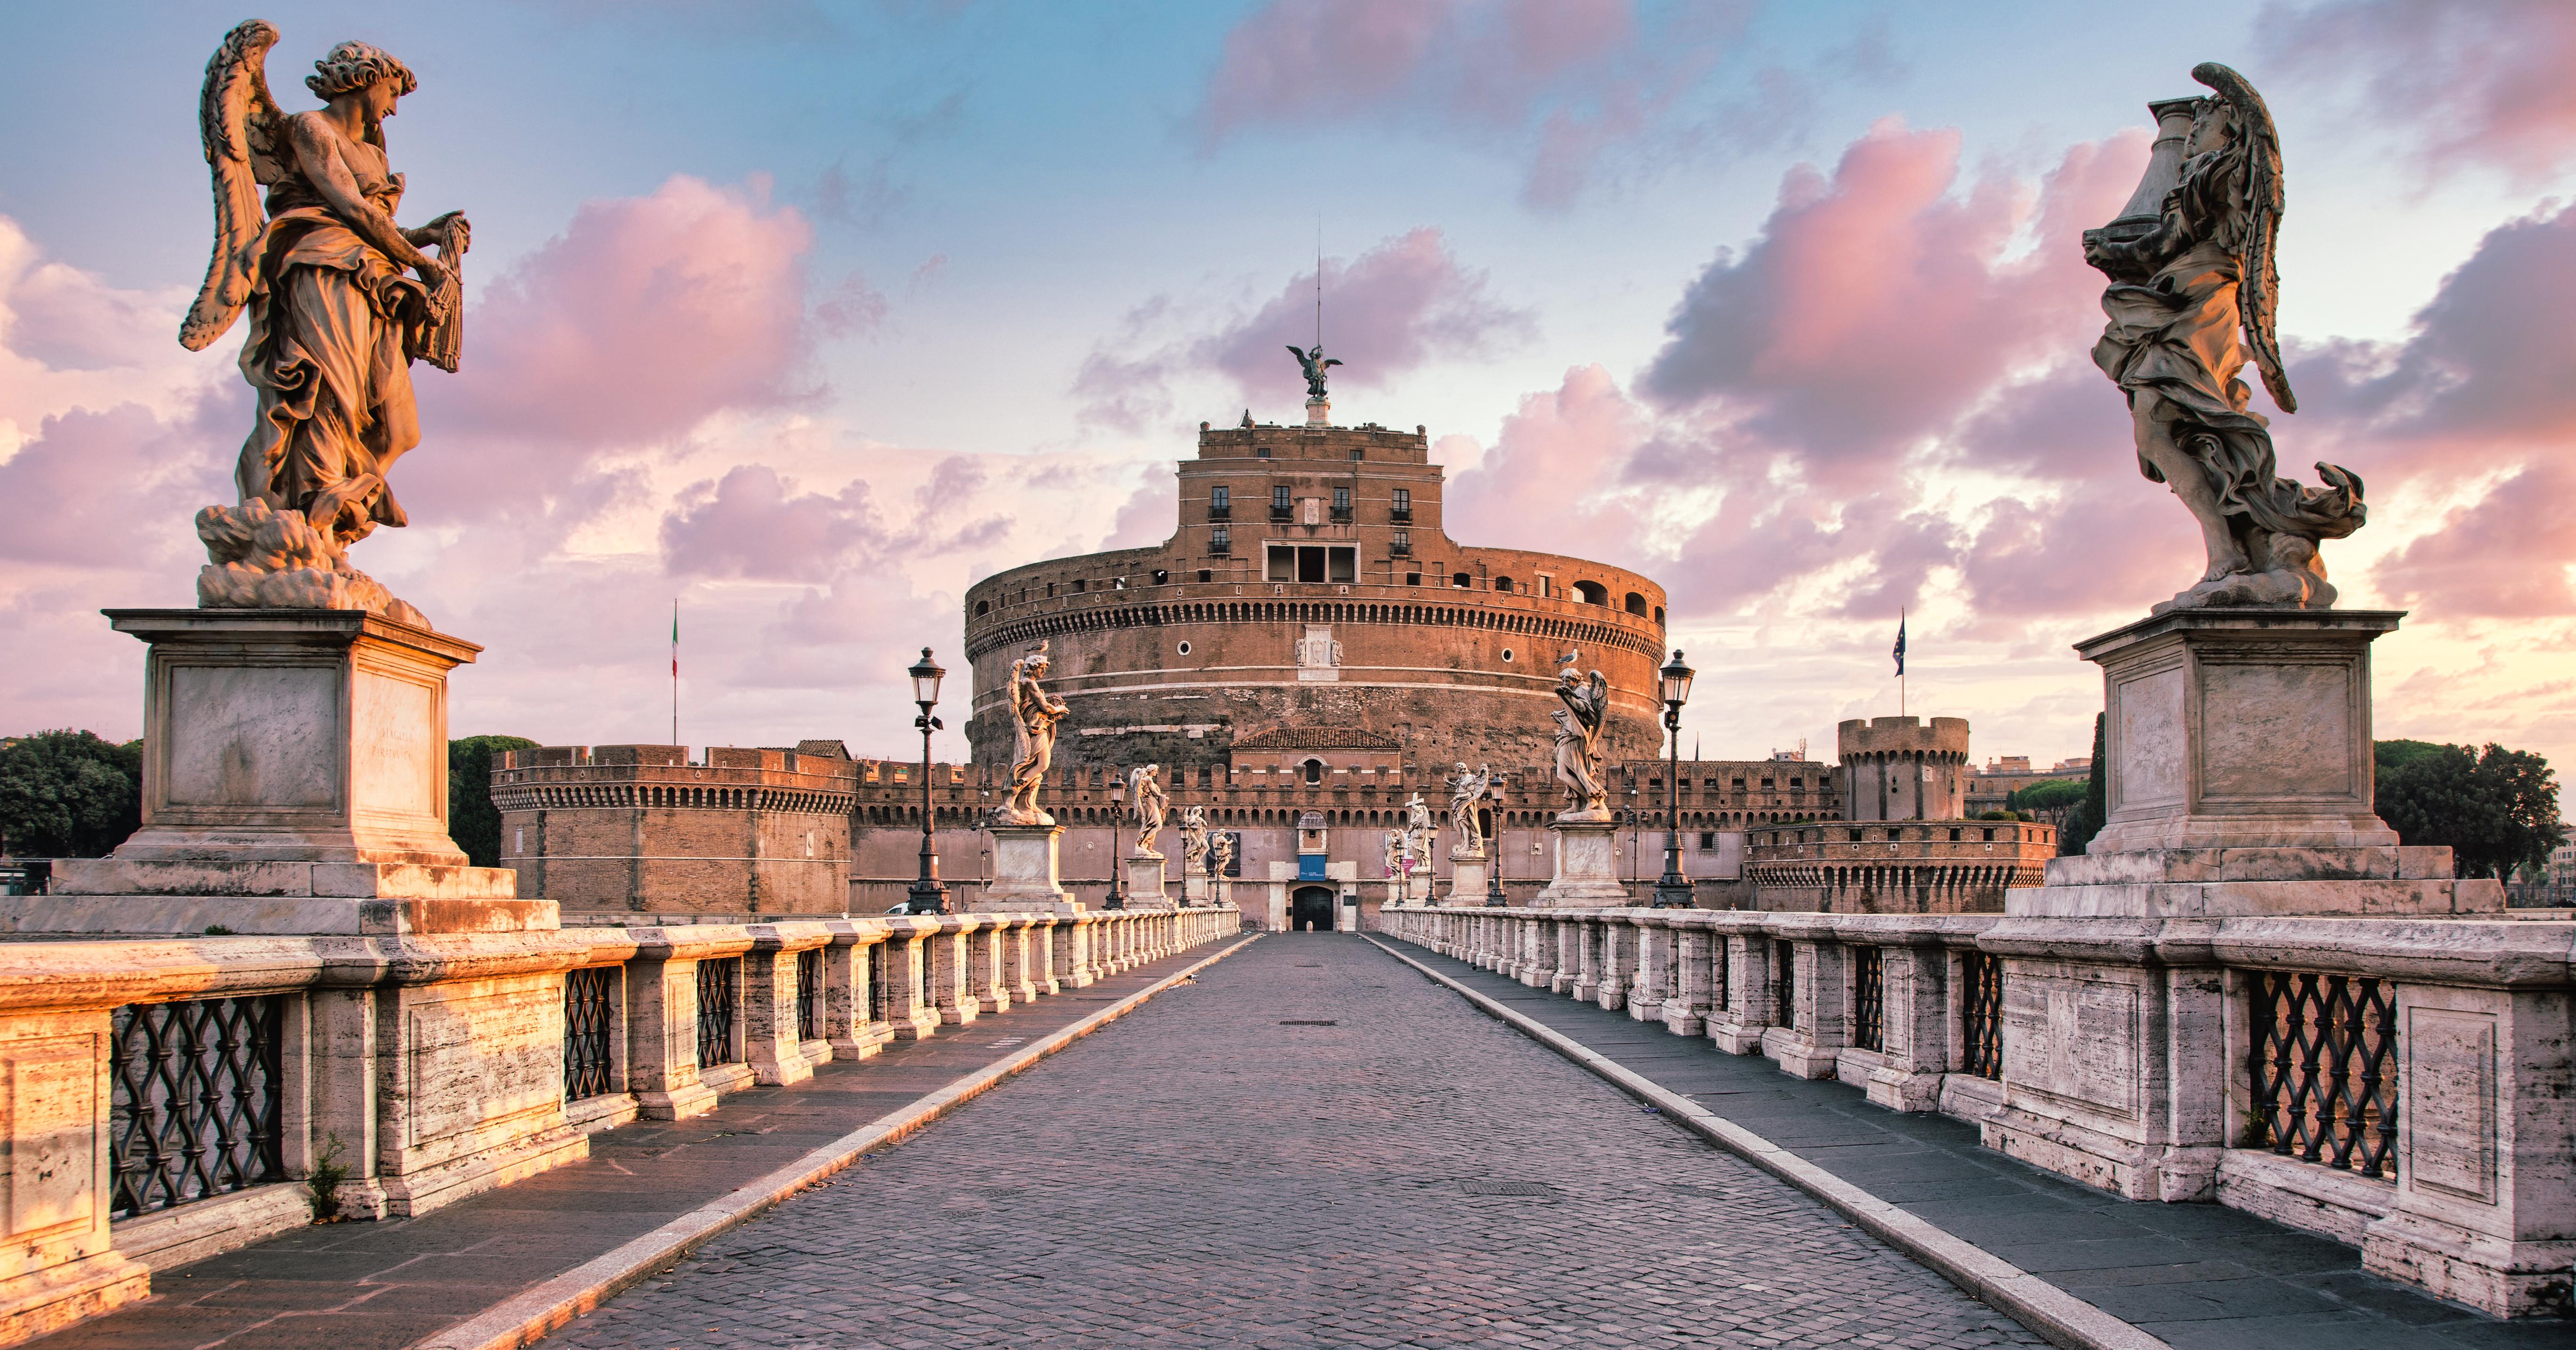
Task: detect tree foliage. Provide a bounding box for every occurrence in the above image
[2375,741,2560,881]
[2008,777,2087,819]
[0,730,144,857]
[2374,739,2447,775]
[449,736,539,870]
[2057,714,2108,856]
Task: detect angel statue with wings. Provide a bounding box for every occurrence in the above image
[2082,63,2365,614]
[996,642,1071,826]
[1179,807,1210,880]
[1445,762,1492,856]
[181,22,471,628]
[1285,344,1340,399]
[1128,764,1170,856]
[1550,652,1611,818]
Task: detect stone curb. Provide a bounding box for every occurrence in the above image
[1361,936,2170,1350]
[418,934,1262,1350]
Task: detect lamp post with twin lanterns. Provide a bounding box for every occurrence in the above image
[905,648,948,916]
[1651,649,1696,909]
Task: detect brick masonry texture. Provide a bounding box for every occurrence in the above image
[544,935,2045,1349]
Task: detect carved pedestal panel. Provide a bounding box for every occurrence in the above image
[976,825,1080,914]
[1534,816,1627,907]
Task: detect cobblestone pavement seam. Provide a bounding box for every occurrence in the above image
[420,935,1261,1350]
[1360,936,2170,1350]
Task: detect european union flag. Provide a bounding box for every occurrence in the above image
[1892,618,1906,677]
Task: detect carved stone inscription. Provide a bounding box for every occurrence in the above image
[2404,1006,2497,1204]
[2003,974,2139,1118]
[2201,660,2353,800]
[2114,665,2187,811]
[352,669,439,819]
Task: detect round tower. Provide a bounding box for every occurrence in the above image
[1837,716,1971,822]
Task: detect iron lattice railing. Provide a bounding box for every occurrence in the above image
[796,948,823,1042]
[697,958,742,1069]
[1962,950,2004,1080]
[2248,970,2398,1178]
[109,996,283,1219]
[1852,946,1885,1052]
[564,966,615,1100]
[1774,940,1797,1029]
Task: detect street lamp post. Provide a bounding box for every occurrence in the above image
[905,648,949,915]
[1104,774,1127,910]
[1651,649,1697,909]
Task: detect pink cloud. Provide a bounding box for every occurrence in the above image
[1444,364,1648,565]
[428,175,817,449]
[2375,461,2576,618]
[1641,120,2147,483]
[1075,228,1530,431]
[660,458,1010,584]
[0,398,232,569]
[2261,0,2576,186]
[1197,0,1462,140]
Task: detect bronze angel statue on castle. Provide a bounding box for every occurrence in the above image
[2082,63,2364,614]
[180,21,470,627]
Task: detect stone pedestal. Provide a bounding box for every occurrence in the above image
[2012,610,2501,918]
[4,609,551,936]
[1122,853,1176,910]
[975,823,1081,913]
[1184,871,1210,905]
[1446,848,1487,904]
[1534,814,1627,907]
[1305,395,1330,427]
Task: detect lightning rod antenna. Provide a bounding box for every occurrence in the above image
[1314,216,1323,349]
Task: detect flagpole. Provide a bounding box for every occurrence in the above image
[1899,606,1906,719]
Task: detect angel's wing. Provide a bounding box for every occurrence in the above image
[180,20,287,351]
[2192,62,2294,414]
[1323,358,1342,369]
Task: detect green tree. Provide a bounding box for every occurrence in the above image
[0,730,144,857]
[2057,713,2108,855]
[448,736,538,869]
[2374,739,2447,775]
[2008,777,2087,821]
[2375,742,2560,881]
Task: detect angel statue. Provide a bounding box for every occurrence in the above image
[1207,830,1235,885]
[1179,806,1210,878]
[2082,63,2365,614]
[181,22,472,629]
[1550,653,1611,817]
[1445,762,1492,856]
[1382,831,1404,881]
[1128,764,1170,856]
[996,642,1070,825]
[1285,344,1341,400]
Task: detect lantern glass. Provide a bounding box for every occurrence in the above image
[908,647,945,707]
[1658,650,1695,708]
[1110,776,1125,805]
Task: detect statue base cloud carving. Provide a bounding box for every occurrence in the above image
[195,499,430,629]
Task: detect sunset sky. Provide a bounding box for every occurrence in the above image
[2,0,2570,772]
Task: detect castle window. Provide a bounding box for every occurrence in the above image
[1624,591,1648,616]
[1731,777,1744,787]
[1211,525,1231,554]
[1405,572,1421,585]
[974,600,989,616]
[1302,759,1324,786]
[1391,530,1411,556]
[1949,827,1962,841]
[1574,580,1609,606]
[1046,583,1055,598]
[1267,545,1293,581]
[1452,572,1470,589]
[1499,647,1514,662]
[1271,485,1292,518]
[1391,488,1411,522]
[1983,827,1995,842]
[1655,605,1665,624]
[1177,640,1192,655]
[1152,569,1169,584]
[1349,447,1363,461]
[1197,569,1213,582]
[1256,445,1271,458]
[1849,828,1863,842]
[1074,578,1087,593]
[1698,832,1716,849]
[1209,485,1229,518]
[1789,777,1801,788]
[1535,574,1554,598]
[1760,778,1774,788]
[1493,576,1513,593]
[1332,487,1351,521]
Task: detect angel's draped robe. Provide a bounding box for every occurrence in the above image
[234,179,431,539]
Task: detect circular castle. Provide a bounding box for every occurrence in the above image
[961,416,1669,776]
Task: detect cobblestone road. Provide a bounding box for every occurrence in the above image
[546,935,2044,1350]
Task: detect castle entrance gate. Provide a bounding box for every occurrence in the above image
[1289,886,1336,931]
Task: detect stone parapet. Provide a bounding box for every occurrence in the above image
[1378,903,2576,1318]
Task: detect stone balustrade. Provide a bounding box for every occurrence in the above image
[0,905,1237,1346]
[1376,903,2576,1318]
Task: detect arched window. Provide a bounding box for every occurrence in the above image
[974,599,990,616]
[1494,576,1514,593]
[1452,572,1471,589]
[1574,580,1608,606]
[1623,591,1648,616]
[1302,759,1324,785]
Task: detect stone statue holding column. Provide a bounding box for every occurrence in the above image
[1536,654,1625,906]
[2080,62,2365,615]
[1446,762,1491,855]
[1128,764,1168,855]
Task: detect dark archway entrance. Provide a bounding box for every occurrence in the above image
[1290,886,1336,931]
